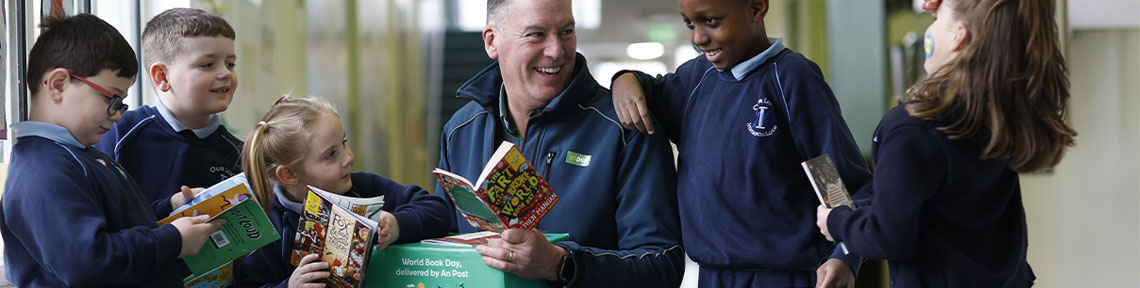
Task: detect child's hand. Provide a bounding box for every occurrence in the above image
[171,214,225,258]
[170,185,206,209]
[374,211,400,251]
[816,205,834,242]
[921,0,941,13]
[612,73,656,134]
[815,258,855,288]
[289,253,330,288]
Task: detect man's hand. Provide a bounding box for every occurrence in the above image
[612,73,656,134]
[476,228,566,281]
[816,258,855,288]
[288,253,330,288]
[374,211,400,251]
[817,205,835,242]
[171,214,225,258]
[170,185,206,209]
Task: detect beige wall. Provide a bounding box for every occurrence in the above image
[1022,29,1140,287]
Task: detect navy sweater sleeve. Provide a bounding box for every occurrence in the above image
[772,57,872,270]
[353,172,451,243]
[554,124,686,287]
[827,124,947,259]
[1,150,183,286]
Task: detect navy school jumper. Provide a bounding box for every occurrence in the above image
[236,172,451,288]
[623,39,872,286]
[94,104,243,204]
[827,105,1035,287]
[1,121,185,287]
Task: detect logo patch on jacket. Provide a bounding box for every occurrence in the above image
[746,97,777,137]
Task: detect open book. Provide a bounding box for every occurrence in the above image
[432,141,559,233]
[158,174,280,276]
[802,154,855,254]
[291,186,378,288]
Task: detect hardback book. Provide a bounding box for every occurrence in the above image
[291,186,378,288]
[801,153,855,254]
[158,174,281,276]
[432,141,559,232]
[420,231,501,247]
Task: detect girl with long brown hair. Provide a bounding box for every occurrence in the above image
[816,0,1076,286]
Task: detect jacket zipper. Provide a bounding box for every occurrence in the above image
[543,152,557,180]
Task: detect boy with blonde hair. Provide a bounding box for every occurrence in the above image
[1,14,223,287]
[95,8,242,203]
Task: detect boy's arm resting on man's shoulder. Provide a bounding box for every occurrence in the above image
[555,128,685,287]
[4,173,182,286]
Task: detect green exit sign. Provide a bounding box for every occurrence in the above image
[646,23,678,44]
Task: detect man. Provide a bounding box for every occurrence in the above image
[435,0,685,286]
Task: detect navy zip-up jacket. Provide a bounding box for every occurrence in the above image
[623,39,871,274]
[95,105,243,204]
[437,53,685,287]
[827,105,1035,287]
[1,122,186,287]
[236,172,451,287]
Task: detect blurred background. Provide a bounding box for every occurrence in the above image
[0,0,1136,287]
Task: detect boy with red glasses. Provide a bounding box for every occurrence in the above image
[0,14,223,287]
[94,8,242,205]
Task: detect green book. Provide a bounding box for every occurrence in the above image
[183,199,280,275]
[160,174,282,276]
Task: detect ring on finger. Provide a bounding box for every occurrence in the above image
[506,250,515,262]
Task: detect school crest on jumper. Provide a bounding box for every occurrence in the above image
[746,97,777,137]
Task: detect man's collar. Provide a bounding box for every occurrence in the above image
[157,98,221,139]
[727,38,787,81]
[11,121,86,148]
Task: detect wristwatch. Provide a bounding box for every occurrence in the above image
[553,248,575,287]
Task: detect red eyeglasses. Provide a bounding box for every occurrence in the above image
[71,74,129,116]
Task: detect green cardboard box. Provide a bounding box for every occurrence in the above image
[364,233,570,288]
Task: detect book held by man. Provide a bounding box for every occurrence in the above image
[432,141,559,233]
[801,153,855,254]
[158,174,280,276]
[291,186,379,288]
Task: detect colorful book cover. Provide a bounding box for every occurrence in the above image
[291,188,378,288]
[183,262,233,288]
[158,174,281,275]
[432,141,559,233]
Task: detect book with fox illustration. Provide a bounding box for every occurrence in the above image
[432,141,559,232]
[158,174,280,276]
[291,187,378,288]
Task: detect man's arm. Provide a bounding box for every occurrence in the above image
[558,123,686,287]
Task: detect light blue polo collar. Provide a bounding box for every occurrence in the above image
[11,121,86,148]
[156,99,221,139]
[274,184,305,214]
[727,38,787,81]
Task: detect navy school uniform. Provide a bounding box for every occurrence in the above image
[826,105,1035,287]
[94,102,243,204]
[1,121,187,287]
[236,172,451,288]
[625,38,872,287]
